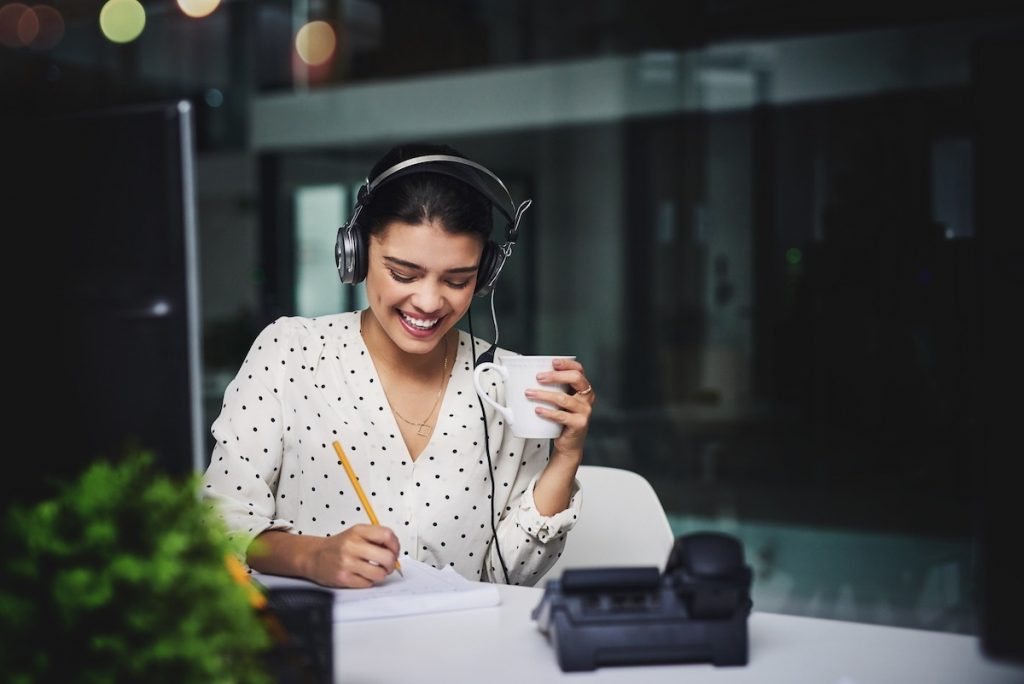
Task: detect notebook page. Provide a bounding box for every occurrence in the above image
[252,557,501,622]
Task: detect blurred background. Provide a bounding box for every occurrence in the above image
[4,0,1023,641]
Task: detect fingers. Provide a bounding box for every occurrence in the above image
[351,524,400,569]
[528,386,594,410]
[321,524,400,588]
[527,388,574,409]
[527,389,592,428]
[337,557,391,588]
[537,369,585,387]
[533,403,591,430]
[354,523,401,556]
[538,360,595,399]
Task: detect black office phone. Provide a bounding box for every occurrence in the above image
[531,532,753,672]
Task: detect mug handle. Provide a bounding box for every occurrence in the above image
[473,362,514,427]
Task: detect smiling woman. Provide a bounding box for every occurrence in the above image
[200,143,597,589]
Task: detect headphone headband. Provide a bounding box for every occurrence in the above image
[366,153,529,242]
[369,154,511,204]
[336,151,531,297]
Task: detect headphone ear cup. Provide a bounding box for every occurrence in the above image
[475,240,504,297]
[337,221,369,285]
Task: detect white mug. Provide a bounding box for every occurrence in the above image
[473,355,575,439]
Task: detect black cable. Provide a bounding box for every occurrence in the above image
[468,304,510,584]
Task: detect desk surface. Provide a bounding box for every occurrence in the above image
[335,584,1024,684]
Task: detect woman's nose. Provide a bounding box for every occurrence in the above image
[410,281,443,313]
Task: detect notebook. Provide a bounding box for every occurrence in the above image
[252,557,501,622]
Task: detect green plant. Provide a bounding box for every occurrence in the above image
[0,453,271,684]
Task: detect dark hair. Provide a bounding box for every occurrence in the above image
[359,143,493,240]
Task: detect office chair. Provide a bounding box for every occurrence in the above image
[543,465,675,580]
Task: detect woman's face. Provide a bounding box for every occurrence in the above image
[364,219,483,357]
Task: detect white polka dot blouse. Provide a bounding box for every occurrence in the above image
[201,311,582,586]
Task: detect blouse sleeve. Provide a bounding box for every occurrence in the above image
[201,319,294,555]
[483,437,583,586]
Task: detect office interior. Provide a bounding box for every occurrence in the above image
[4,0,1023,650]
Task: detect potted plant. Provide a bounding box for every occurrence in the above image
[0,453,271,683]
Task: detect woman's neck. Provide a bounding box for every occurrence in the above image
[360,309,449,379]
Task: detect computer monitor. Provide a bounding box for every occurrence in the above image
[39,101,204,481]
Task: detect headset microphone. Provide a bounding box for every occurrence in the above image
[475,344,497,367]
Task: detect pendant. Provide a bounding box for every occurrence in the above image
[416,423,431,437]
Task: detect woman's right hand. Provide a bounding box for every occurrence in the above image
[306,524,401,588]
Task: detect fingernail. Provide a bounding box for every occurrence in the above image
[537,372,549,381]
[524,389,535,398]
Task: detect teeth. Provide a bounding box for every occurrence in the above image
[399,312,441,330]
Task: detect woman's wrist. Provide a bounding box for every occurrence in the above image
[247,529,325,580]
[534,452,581,516]
[549,446,584,467]
[296,535,325,578]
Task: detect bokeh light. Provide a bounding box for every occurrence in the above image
[15,4,37,45]
[31,5,65,49]
[785,247,802,266]
[99,0,146,44]
[295,21,336,67]
[176,0,221,19]
[0,4,63,49]
[0,3,30,48]
[204,88,224,108]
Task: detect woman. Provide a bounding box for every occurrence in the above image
[202,143,594,588]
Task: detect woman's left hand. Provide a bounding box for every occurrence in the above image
[526,358,595,461]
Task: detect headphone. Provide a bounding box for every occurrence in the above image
[335,153,532,298]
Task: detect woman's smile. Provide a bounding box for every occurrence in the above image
[396,309,446,338]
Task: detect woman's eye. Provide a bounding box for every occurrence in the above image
[388,270,415,283]
[447,280,471,289]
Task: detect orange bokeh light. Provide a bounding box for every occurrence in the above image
[31,5,64,49]
[176,0,220,19]
[295,20,336,67]
[16,5,38,45]
[0,3,30,48]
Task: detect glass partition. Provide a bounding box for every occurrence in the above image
[269,17,1011,633]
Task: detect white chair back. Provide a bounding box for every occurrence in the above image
[544,465,675,581]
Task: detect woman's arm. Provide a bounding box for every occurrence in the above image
[482,357,594,586]
[202,321,291,547]
[201,319,399,589]
[248,526,401,588]
[483,450,581,586]
[532,452,581,515]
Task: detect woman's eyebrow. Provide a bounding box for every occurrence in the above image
[384,256,478,274]
[383,256,423,270]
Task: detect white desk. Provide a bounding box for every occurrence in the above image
[335,584,1024,684]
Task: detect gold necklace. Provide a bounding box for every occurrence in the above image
[385,336,449,437]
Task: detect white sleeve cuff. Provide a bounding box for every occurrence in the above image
[514,472,582,544]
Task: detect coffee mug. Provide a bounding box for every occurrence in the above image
[473,355,575,439]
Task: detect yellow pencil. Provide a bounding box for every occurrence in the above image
[225,553,267,609]
[332,441,403,577]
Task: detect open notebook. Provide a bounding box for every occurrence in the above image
[252,557,501,622]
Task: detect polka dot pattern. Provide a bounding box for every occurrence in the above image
[201,312,582,586]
